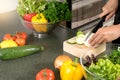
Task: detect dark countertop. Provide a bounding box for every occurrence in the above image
[0,10,77,80]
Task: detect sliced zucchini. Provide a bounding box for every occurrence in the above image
[76,31,84,36]
[76,34,85,45]
[118,46,120,52]
[67,37,76,44]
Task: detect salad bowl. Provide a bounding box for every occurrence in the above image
[17,0,71,38]
[80,44,120,80]
[21,18,58,38]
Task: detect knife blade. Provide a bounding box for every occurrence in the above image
[84,14,107,41]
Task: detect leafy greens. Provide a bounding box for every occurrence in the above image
[17,0,71,23]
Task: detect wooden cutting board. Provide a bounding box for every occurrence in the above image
[63,37,106,58]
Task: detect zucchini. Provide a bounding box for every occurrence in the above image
[76,35,85,45]
[0,45,44,60]
[67,37,76,44]
[76,31,84,36]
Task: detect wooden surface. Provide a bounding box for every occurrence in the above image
[63,39,106,58]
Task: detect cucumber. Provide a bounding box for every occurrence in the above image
[0,45,44,60]
[76,35,85,45]
[67,37,76,44]
[76,31,84,36]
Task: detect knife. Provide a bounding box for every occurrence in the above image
[84,14,107,41]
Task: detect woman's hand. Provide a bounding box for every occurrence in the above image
[89,25,120,47]
[99,0,118,21]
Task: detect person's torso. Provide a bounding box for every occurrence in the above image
[112,0,120,44]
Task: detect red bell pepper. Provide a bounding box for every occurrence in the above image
[23,13,36,22]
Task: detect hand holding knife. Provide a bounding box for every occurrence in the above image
[84,14,108,47]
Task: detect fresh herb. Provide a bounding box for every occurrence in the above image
[108,49,120,64]
[43,1,71,23]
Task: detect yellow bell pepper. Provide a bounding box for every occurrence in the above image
[0,40,18,48]
[60,58,87,80]
[31,13,48,32]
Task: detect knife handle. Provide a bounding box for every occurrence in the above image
[101,14,108,22]
[92,14,108,33]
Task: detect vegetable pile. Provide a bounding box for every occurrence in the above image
[17,0,71,24]
[88,59,120,80]
[83,47,120,80]
[0,32,44,60]
[108,49,120,64]
[1,31,27,48]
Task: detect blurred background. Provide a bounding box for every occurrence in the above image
[0,0,108,29]
[0,0,18,14]
[72,0,107,29]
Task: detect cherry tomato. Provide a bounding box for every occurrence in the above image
[23,13,36,22]
[15,38,26,46]
[16,31,27,40]
[36,68,55,80]
[3,34,16,41]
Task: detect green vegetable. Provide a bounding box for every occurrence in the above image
[75,30,85,45]
[88,59,120,80]
[17,0,71,24]
[76,34,85,45]
[67,31,85,44]
[108,49,120,64]
[118,46,120,52]
[0,45,44,60]
[86,48,120,80]
[43,1,71,23]
[76,31,84,36]
[67,37,76,44]
[17,0,47,16]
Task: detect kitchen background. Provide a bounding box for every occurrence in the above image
[71,0,107,29]
[0,0,108,29]
[71,0,114,33]
[0,0,18,13]
[59,0,108,29]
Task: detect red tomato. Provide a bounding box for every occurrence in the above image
[16,31,27,40]
[3,34,16,41]
[15,38,26,46]
[36,68,55,80]
[23,13,36,22]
